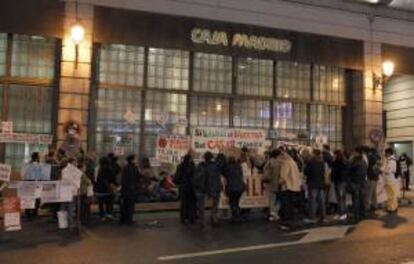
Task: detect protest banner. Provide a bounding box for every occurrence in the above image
[21,163,51,181]
[20,197,36,209]
[3,197,21,231]
[41,181,74,203]
[191,127,267,154]
[219,169,269,209]
[1,121,13,134]
[0,163,11,182]
[61,163,83,189]
[0,133,53,144]
[156,134,190,165]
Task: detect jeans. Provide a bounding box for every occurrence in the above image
[335,182,347,215]
[268,191,280,217]
[98,195,114,217]
[351,183,366,220]
[60,201,76,230]
[365,180,378,210]
[228,191,242,221]
[308,188,326,220]
[195,191,220,226]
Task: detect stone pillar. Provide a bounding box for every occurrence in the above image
[57,1,94,150]
[353,41,383,147]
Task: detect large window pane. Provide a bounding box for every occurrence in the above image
[147,48,189,90]
[310,105,343,149]
[96,87,142,158]
[0,33,7,76]
[190,96,229,127]
[193,52,232,93]
[313,65,346,105]
[273,102,308,140]
[233,99,270,128]
[11,35,55,79]
[99,44,145,87]
[144,91,187,157]
[237,58,273,97]
[276,61,311,100]
[5,84,53,169]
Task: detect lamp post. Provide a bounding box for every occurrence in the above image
[70,23,85,69]
[373,61,395,90]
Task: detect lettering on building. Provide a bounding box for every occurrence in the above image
[191,28,291,53]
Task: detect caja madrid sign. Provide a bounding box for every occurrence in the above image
[191,28,292,53]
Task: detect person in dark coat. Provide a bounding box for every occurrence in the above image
[95,156,117,220]
[194,151,222,227]
[349,147,368,222]
[398,153,413,191]
[304,149,326,223]
[120,154,139,225]
[366,148,381,211]
[174,154,197,225]
[331,150,348,220]
[223,156,245,222]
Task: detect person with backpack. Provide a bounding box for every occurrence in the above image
[174,154,197,225]
[382,148,399,214]
[193,151,222,228]
[398,153,412,191]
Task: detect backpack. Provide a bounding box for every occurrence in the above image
[192,162,209,193]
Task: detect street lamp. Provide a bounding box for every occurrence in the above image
[373,60,395,90]
[70,23,85,69]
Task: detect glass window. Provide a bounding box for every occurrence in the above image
[273,102,308,140]
[313,65,346,104]
[190,96,229,127]
[11,35,55,79]
[233,99,270,128]
[276,61,311,100]
[0,33,7,76]
[5,85,53,169]
[147,48,189,90]
[144,91,187,157]
[193,52,232,93]
[99,44,145,87]
[237,58,273,97]
[96,87,142,158]
[310,105,343,149]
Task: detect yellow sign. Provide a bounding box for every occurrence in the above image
[191,28,291,53]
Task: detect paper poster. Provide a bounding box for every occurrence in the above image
[17,181,37,197]
[20,197,36,209]
[113,145,125,156]
[21,163,51,181]
[149,158,161,167]
[0,163,11,182]
[191,127,266,154]
[1,121,13,134]
[0,133,52,144]
[60,183,76,202]
[41,181,60,203]
[61,164,83,189]
[156,134,190,165]
[219,170,269,209]
[3,197,21,231]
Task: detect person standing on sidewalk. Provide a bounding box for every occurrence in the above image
[95,156,117,221]
[365,148,381,213]
[349,147,368,222]
[223,156,246,223]
[262,149,282,222]
[174,154,197,225]
[331,150,348,220]
[398,153,412,191]
[119,155,139,225]
[382,148,399,214]
[304,149,326,224]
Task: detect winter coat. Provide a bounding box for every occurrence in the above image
[263,157,282,192]
[174,161,195,192]
[223,163,245,193]
[194,161,222,197]
[331,159,348,183]
[121,163,139,199]
[382,155,397,184]
[279,156,302,192]
[367,153,381,181]
[305,157,325,189]
[350,157,368,185]
[95,165,117,194]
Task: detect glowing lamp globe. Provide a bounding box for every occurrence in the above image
[71,24,85,44]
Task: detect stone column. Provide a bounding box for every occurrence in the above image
[57,1,94,150]
[353,41,384,147]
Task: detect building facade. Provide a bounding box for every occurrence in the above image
[2,0,414,170]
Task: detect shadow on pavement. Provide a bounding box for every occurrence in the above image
[377,213,408,229]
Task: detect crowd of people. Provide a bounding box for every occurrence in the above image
[20,143,413,231]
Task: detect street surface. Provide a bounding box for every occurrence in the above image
[2,206,414,264]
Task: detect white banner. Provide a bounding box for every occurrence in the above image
[191,127,267,154]
[0,163,11,182]
[156,134,191,165]
[62,164,83,189]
